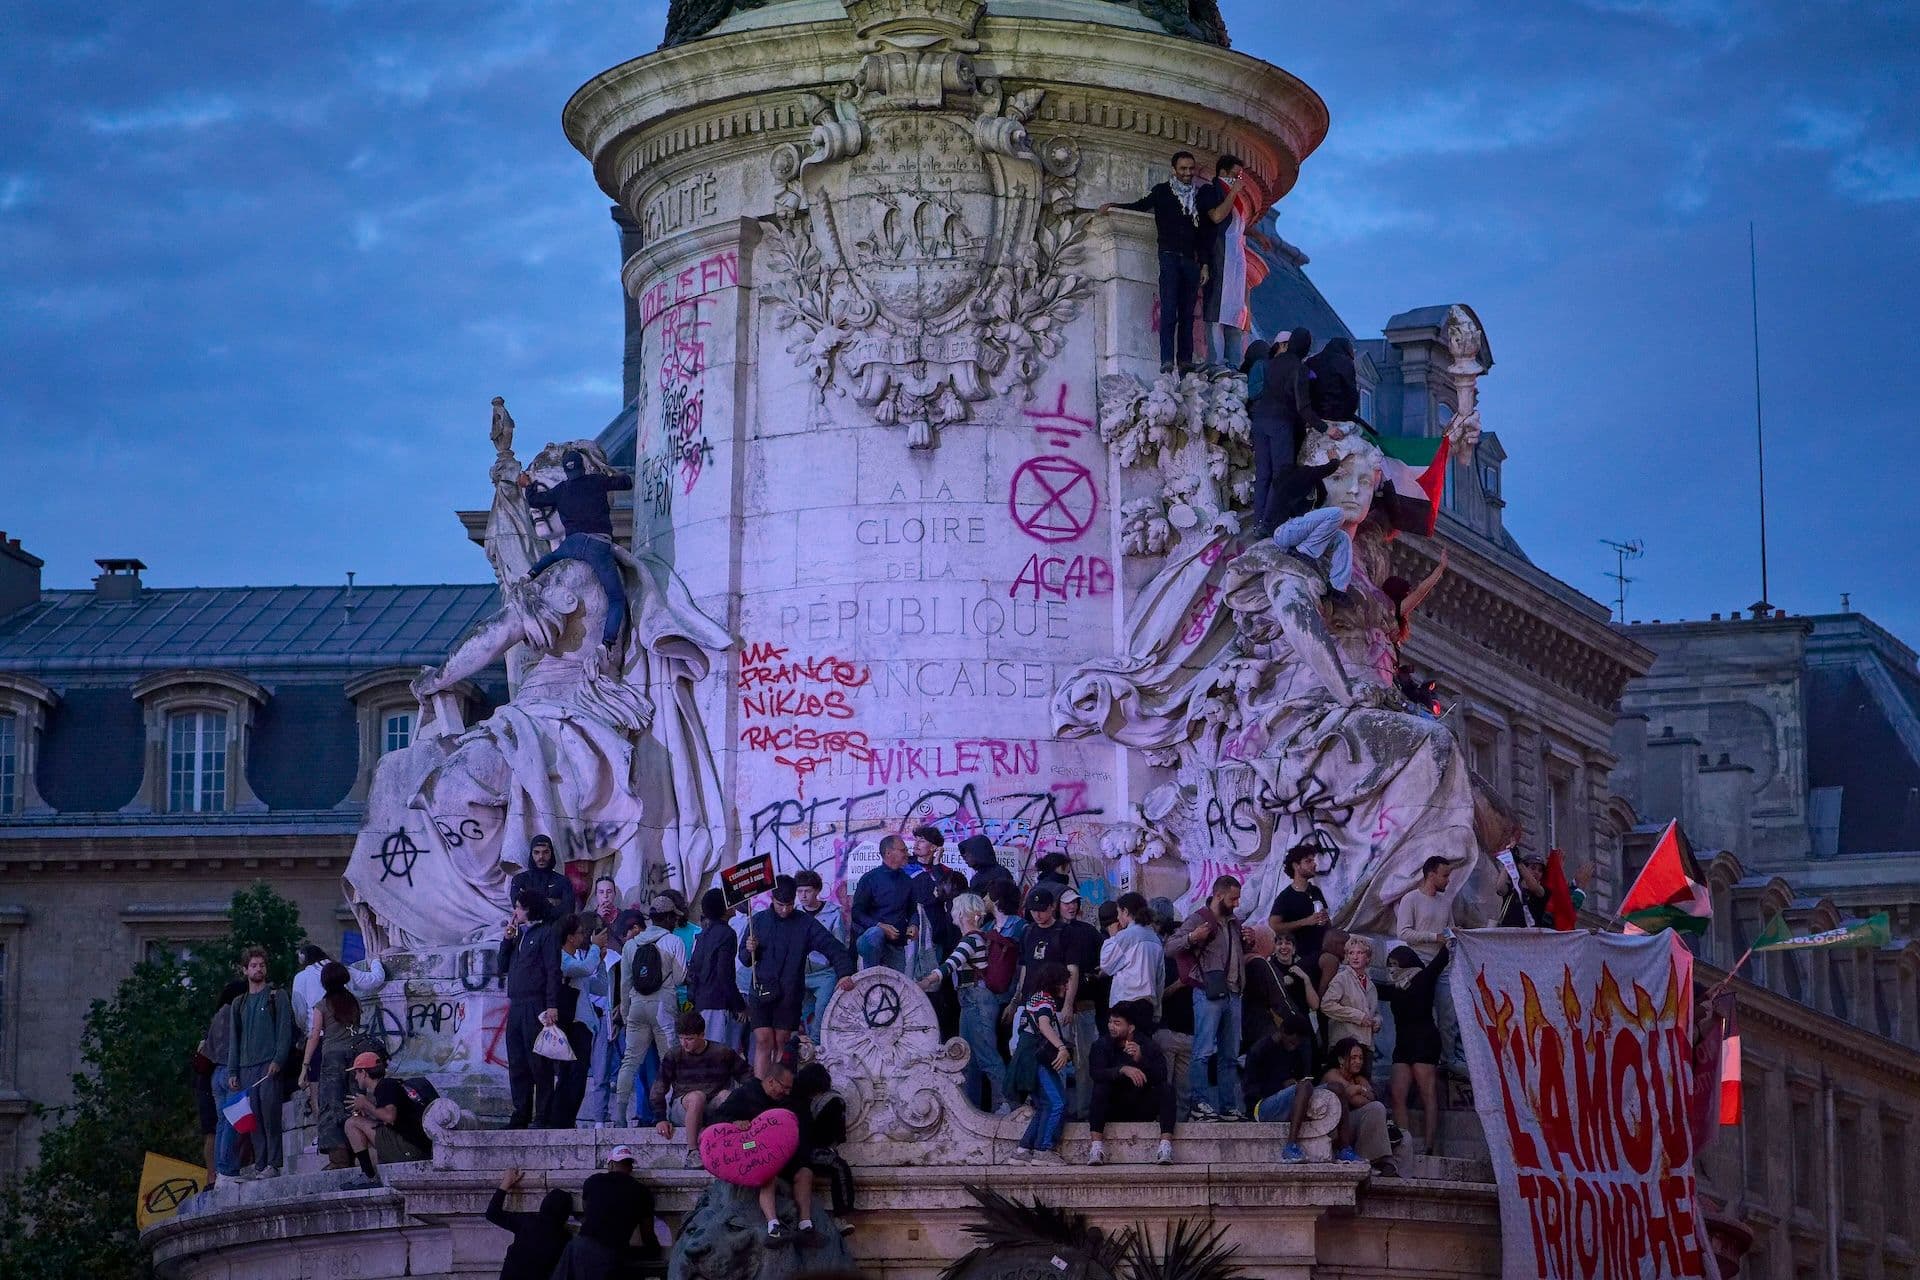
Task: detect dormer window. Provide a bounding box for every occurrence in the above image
[0,674,57,817]
[343,668,477,807]
[122,670,267,815]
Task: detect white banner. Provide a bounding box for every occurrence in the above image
[1449,929,1714,1279]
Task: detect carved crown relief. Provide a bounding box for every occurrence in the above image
[761,0,1090,447]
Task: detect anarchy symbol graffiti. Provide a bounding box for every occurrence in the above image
[861,984,902,1030]
[143,1177,200,1215]
[379,831,420,887]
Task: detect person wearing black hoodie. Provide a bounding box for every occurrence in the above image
[1245,327,1331,536]
[960,834,1013,897]
[498,888,565,1129]
[1304,335,1361,425]
[486,1168,573,1280]
[507,835,574,923]
[689,888,746,1046]
[742,876,855,1078]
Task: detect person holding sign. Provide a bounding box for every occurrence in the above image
[742,876,855,1079]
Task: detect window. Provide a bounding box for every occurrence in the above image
[167,710,227,813]
[1479,462,1500,499]
[142,938,198,967]
[0,713,14,815]
[383,711,413,755]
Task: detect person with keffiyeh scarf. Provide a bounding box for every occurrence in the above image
[1100,150,1215,371]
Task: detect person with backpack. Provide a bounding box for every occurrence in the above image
[224,946,295,1179]
[741,876,855,1080]
[344,1052,433,1175]
[794,1061,857,1234]
[794,868,846,1045]
[613,894,688,1127]
[200,977,249,1183]
[918,893,1012,1113]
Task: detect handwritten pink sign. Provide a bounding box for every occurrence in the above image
[699,1109,800,1188]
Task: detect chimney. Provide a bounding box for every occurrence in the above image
[614,205,646,410]
[93,557,147,602]
[0,533,43,618]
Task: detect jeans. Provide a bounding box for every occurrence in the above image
[958,984,1009,1110]
[1207,324,1246,368]
[1020,1065,1068,1152]
[1157,252,1203,367]
[582,1011,619,1124]
[1067,1006,1098,1120]
[505,1001,554,1128]
[231,1060,284,1170]
[855,926,908,974]
[1190,992,1243,1116]
[803,967,838,1043]
[530,532,625,645]
[214,1067,244,1175]
[615,993,679,1125]
[1250,415,1309,533]
[1254,1083,1302,1123]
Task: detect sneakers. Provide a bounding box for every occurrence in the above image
[1155,1138,1174,1165]
[1006,1147,1032,1164]
[256,1166,280,1180]
[1372,1159,1401,1178]
[682,1148,704,1169]
[1281,1142,1305,1163]
[1187,1100,1221,1122]
[1386,1121,1405,1148]
[1086,1140,1107,1166]
[1027,1149,1067,1165]
[766,1222,795,1246]
[797,1220,823,1244]
[1337,1146,1362,1163]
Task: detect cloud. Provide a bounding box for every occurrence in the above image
[85,93,239,136]
[0,174,38,213]
[1326,82,1605,165]
[1779,98,1920,205]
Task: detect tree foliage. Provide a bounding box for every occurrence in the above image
[0,883,307,1280]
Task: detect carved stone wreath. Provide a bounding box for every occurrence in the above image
[761,0,1090,448]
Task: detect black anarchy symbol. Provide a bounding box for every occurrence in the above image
[379,831,421,886]
[862,984,902,1030]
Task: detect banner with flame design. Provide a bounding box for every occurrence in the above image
[1450,929,1714,1279]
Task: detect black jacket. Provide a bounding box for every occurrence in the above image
[486,1187,573,1280]
[1304,341,1360,423]
[911,863,968,951]
[1251,345,1321,442]
[499,920,564,1010]
[1381,946,1453,1037]
[526,472,633,539]
[1089,1032,1169,1091]
[688,922,744,1014]
[740,908,853,1001]
[1115,182,1216,260]
[508,865,574,923]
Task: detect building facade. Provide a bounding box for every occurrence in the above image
[0,541,501,1171]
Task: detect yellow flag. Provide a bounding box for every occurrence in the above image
[136,1152,206,1231]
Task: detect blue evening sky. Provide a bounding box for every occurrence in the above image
[4,2,1917,640]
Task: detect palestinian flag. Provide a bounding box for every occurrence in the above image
[1375,434,1451,535]
[1751,911,1891,952]
[1620,820,1710,935]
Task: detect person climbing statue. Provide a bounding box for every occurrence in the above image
[517,449,634,648]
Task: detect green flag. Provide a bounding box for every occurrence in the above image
[1751,912,1890,952]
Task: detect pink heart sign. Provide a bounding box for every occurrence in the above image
[699,1108,800,1188]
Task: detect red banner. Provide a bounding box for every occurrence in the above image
[1450,929,1713,1279]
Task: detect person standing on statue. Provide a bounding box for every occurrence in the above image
[509,834,574,922]
[498,888,565,1129]
[1098,150,1214,373]
[1246,327,1330,537]
[1267,840,1332,971]
[1199,155,1248,369]
[224,947,295,1179]
[795,869,846,1046]
[741,876,855,1079]
[851,834,917,973]
[516,448,634,649]
[1165,875,1252,1120]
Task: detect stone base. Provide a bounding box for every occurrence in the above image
[150,1125,1501,1280]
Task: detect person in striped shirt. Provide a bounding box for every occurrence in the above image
[919,894,1009,1113]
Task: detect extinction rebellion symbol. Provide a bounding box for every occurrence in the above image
[1008,455,1098,543]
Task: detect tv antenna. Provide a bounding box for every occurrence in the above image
[1601,538,1644,623]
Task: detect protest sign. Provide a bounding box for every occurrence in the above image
[1450,929,1713,1279]
[720,853,776,907]
[136,1151,206,1231]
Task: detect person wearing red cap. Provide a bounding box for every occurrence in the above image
[343,1053,430,1178]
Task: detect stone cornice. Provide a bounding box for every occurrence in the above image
[1698,958,1920,1085]
[1394,531,1654,716]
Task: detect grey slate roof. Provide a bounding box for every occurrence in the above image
[0,584,499,673]
[1805,665,1920,855]
[1246,213,1354,347]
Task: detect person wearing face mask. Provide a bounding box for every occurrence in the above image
[1243,327,1333,537]
[517,448,635,649]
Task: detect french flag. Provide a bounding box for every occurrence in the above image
[222,1092,257,1135]
[1719,1014,1742,1126]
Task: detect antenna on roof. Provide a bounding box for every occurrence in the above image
[344,571,357,621]
[1600,538,1643,623]
[1748,221,1773,617]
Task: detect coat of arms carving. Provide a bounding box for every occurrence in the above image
[761,0,1089,447]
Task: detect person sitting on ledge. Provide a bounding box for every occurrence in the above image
[709,1064,823,1246]
[850,835,917,973]
[343,1052,432,1178]
[1320,1038,1397,1177]
[1247,1015,1321,1162]
[517,448,635,649]
[652,1009,750,1169]
[1086,999,1176,1167]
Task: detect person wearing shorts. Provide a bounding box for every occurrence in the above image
[652,1010,749,1168]
[343,1053,431,1177]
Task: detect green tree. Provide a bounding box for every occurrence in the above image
[0,883,307,1280]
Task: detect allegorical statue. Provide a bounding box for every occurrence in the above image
[1055,416,1505,938]
[344,400,731,951]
